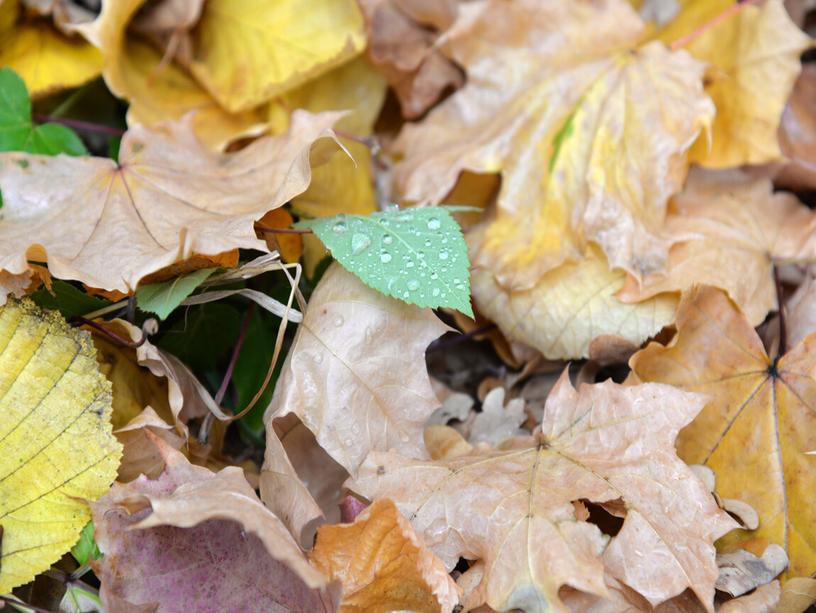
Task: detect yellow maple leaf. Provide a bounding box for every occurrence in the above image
[187,0,366,113]
[0,0,102,98]
[395,0,712,284]
[78,0,266,151]
[0,300,121,593]
[310,498,461,613]
[645,0,810,167]
[630,286,816,578]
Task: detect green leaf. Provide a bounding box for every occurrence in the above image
[71,522,101,566]
[0,68,86,156]
[299,207,473,316]
[30,280,111,319]
[136,268,217,320]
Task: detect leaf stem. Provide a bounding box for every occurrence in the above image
[670,0,763,51]
[0,594,55,613]
[774,264,787,357]
[32,114,125,138]
[74,316,147,348]
[255,223,313,235]
[214,305,254,406]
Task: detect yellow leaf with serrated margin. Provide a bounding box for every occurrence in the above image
[0,300,121,593]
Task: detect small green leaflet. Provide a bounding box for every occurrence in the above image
[136,268,217,320]
[299,207,473,316]
[71,522,101,566]
[0,68,86,156]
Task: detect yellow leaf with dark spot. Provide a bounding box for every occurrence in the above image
[0,300,121,593]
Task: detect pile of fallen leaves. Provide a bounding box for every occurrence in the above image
[2,0,816,611]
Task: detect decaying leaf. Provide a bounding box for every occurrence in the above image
[358,0,462,118]
[0,110,339,292]
[715,544,788,598]
[0,299,121,593]
[265,264,449,475]
[310,498,461,612]
[630,286,816,578]
[469,246,677,360]
[92,440,339,612]
[777,576,816,613]
[351,372,735,611]
[395,0,712,284]
[619,169,816,325]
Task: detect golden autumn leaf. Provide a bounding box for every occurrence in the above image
[310,498,461,613]
[0,0,102,98]
[185,0,366,113]
[0,300,121,593]
[78,0,266,151]
[352,372,736,611]
[264,264,449,476]
[469,243,677,360]
[630,286,816,578]
[395,0,712,285]
[270,57,387,275]
[618,169,816,325]
[0,110,339,292]
[647,0,810,168]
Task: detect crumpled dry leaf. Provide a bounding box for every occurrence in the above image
[468,387,526,445]
[265,264,449,476]
[0,269,32,306]
[470,246,677,360]
[351,372,736,611]
[0,300,121,593]
[0,0,102,97]
[0,110,339,292]
[647,0,809,168]
[114,407,185,483]
[782,270,816,349]
[260,416,348,547]
[358,0,462,118]
[618,169,816,325]
[395,0,712,285]
[630,286,816,578]
[310,498,461,612]
[92,440,339,612]
[778,63,816,191]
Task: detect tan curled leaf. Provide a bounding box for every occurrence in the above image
[351,372,735,611]
[0,110,339,292]
[469,245,677,360]
[619,169,816,325]
[92,439,338,612]
[469,387,526,445]
[395,0,712,285]
[0,300,121,593]
[715,545,788,598]
[265,264,449,477]
[310,498,461,613]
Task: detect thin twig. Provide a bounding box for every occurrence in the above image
[214,305,254,406]
[255,223,313,235]
[333,129,374,148]
[774,264,787,357]
[32,115,125,137]
[670,0,763,51]
[0,594,56,613]
[74,317,146,348]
